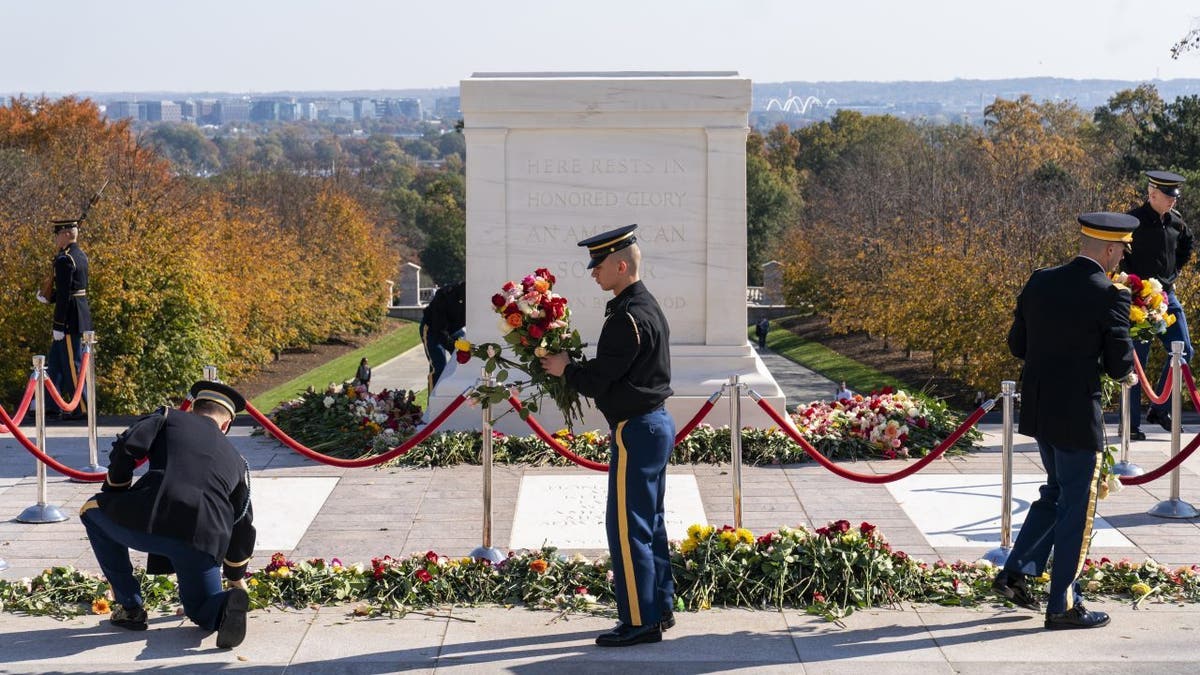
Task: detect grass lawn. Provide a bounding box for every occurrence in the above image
[749,321,908,395]
[251,322,422,412]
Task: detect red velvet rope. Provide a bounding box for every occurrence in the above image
[1132,351,1173,406]
[0,403,105,482]
[507,396,608,471]
[754,394,988,484]
[0,376,37,435]
[1117,363,1200,485]
[42,350,92,412]
[244,394,469,468]
[506,392,724,472]
[1180,364,1200,414]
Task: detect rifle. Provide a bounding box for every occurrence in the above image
[40,180,108,300]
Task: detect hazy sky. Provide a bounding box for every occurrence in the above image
[3,0,1199,94]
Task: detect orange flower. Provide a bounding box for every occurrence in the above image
[506,313,523,327]
[91,598,111,614]
[530,559,549,574]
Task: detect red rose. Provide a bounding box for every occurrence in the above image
[528,324,544,339]
[415,569,433,583]
[425,551,439,563]
[491,294,505,308]
[456,350,471,364]
[860,522,876,535]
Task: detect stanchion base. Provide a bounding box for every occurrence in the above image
[1147,499,1199,519]
[16,503,69,524]
[982,546,1010,566]
[0,557,8,572]
[1111,461,1144,477]
[69,465,104,482]
[469,546,504,564]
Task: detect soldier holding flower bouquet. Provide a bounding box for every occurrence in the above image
[1121,170,1193,438]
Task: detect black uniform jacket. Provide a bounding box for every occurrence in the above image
[1008,257,1134,452]
[565,280,673,426]
[95,408,256,579]
[421,282,466,349]
[1121,202,1192,291]
[51,242,92,334]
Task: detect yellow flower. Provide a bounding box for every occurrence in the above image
[554,428,571,439]
[91,598,111,614]
[680,538,698,555]
[277,566,292,578]
[700,525,715,539]
[1130,306,1147,323]
[719,530,739,549]
[1168,313,1178,327]
[735,528,754,545]
[346,388,356,400]
[454,338,472,352]
[1131,582,1152,597]
[1037,572,1050,583]
[248,578,260,587]
[686,524,704,540]
[1148,294,1162,309]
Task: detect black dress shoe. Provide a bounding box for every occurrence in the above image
[660,609,675,630]
[1045,604,1110,630]
[1147,408,1173,431]
[595,622,662,647]
[992,572,1041,612]
[1129,429,1147,441]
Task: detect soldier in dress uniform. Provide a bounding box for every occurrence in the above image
[541,224,676,647]
[1121,170,1192,439]
[994,212,1138,630]
[37,218,92,420]
[419,281,466,391]
[79,381,256,649]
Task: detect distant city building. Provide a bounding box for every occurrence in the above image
[434,96,460,119]
[278,101,301,122]
[353,98,376,121]
[217,99,251,124]
[375,97,422,120]
[106,101,143,121]
[144,100,182,123]
[250,99,280,122]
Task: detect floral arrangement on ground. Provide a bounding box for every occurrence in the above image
[263,384,980,465]
[3,521,1197,621]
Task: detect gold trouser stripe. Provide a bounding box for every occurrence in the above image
[1066,457,1104,611]
[615,421,641,626]
[224,556,252,567]
[65,337,86,414]
[79,498,98,516]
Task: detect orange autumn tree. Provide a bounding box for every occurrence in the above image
[0,97,391,411]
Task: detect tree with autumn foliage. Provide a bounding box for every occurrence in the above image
[0,97,392,412]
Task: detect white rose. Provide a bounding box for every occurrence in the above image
[534,346,548,358]
[323,396,335,408]
[498,317,514,335]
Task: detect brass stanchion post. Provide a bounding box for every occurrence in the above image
[1148,341,1198,518]
[726,374,744,529]
[17,355,68,523]
[73,331,102,477]
[1112,381,1143,477]
[470,369,503,563]
[984,381,1016,565]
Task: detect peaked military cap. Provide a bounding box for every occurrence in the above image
[189,380,247,417]
[1078,212,1139,243]
[577,224,638,269]
[1146,170,1186,197]
[51,218,81,234]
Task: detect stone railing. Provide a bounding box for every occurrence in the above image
[747,286,764,305]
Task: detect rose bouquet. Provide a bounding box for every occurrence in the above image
[1110,272,1176,341]
[455,268,589,428]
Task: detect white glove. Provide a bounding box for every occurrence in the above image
[226,578,248,590]
[52,330,65,341]
[1122,371,1139,388]
[36,292,49,304]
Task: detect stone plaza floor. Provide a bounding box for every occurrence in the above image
[2,345,1199,672]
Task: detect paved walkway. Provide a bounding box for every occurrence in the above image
[2,344,1200,672]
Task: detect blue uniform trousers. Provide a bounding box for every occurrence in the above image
[81,507,231,630]
[1128,291,1192,431]
[420,321,464,393]
[46,332,86,415]
[607,407,675,627]
[1001,440,1102,614]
